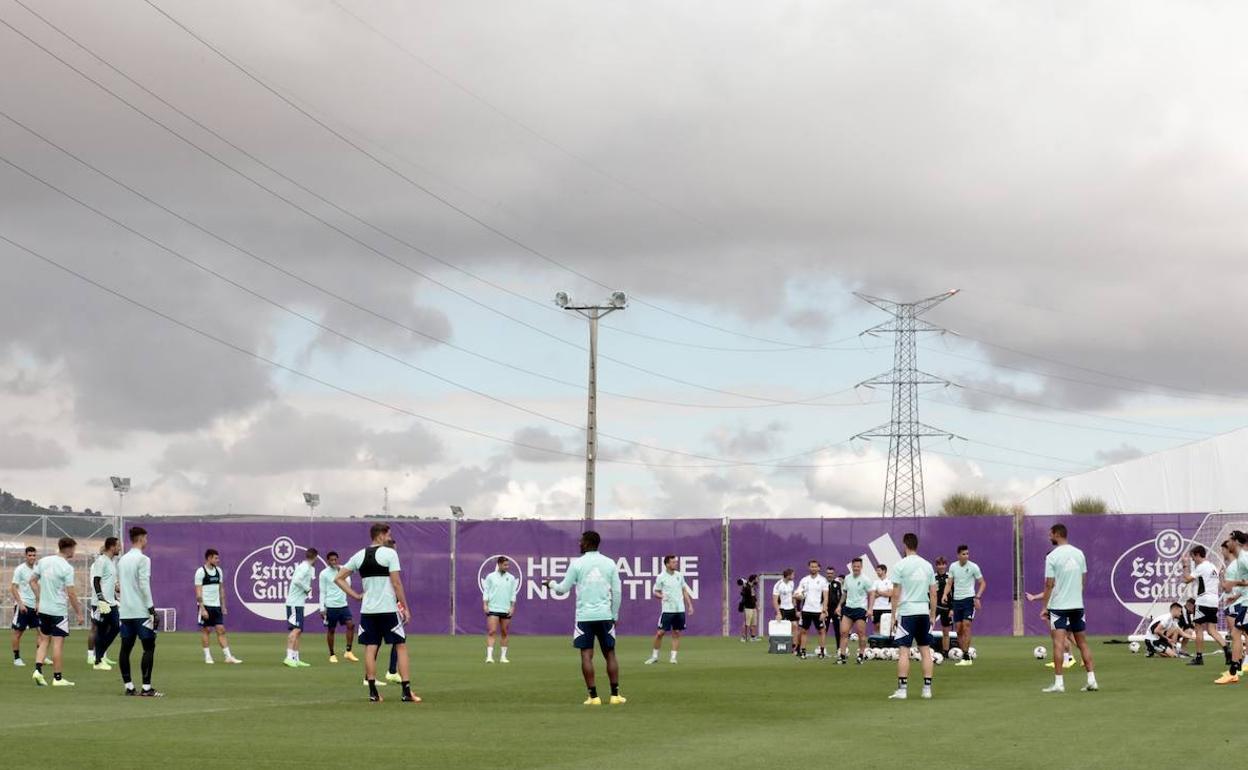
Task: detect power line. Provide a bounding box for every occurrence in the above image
[0,106,869,413]
[923,343,1248,406]
[927,448,1074,476]
[920,393,1210,442]
[942,384,1209,438]
[141,0,859,352]
[0,12,855,407]
[0,154,879,470]
[0,229,885,472]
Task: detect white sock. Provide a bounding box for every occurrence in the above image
[670,651,678,661]
[1054,675,1064,688]
[125,682,135,691]
[223,647,232,659]
[87,649,94,660]
[648,650,659,660]
[486,646,494,660]
[500,646,508,658]
[1087,671,1097,686]
[286,648,295,661]
[204,648,213,660]
[142,684,151,691]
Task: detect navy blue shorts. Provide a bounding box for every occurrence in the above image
[119,617,158,641]
[842,607,867,623]
[1232,605,1248,631]
[893,614,933,648]
[1049,608,1086,633]
[779,608,798,622]
[573,620,616,651]
[285,605,305,631]
[487,611,512,620]
[323,606,353,628]
[953,598,976,623]
[198,606,224,627]
[11,606,39,631]
[37,613,69,638]
[935,608,952,628]
[658,612,687,632]
[359,613,406,646]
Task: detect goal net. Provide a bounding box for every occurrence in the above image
[1128,512,1248,642]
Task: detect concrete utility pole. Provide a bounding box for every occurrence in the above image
[854,290,960,517]
[555,290,628,521]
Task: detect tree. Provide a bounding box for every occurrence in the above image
[940,493,1008,517]
[1070,496,1109,515]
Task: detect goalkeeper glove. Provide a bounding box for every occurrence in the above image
[95,599,112,615]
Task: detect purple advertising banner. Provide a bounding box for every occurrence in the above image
[729,517,1015,636]
[140,519,452,633]
[1022,513,1211,636]
[454,519,724,636]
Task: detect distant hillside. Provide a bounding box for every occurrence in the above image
[1,488,105,518]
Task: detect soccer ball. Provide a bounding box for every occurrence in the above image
[967,647,978,660]
[1128,642,1141,654]
[1033,646,1047,659]
[932,652,944,666]
[863,648,875,660]
[909,647,920,661]
[849,633,859,641]
[1064,653,1077,666]
[949,647,964,661]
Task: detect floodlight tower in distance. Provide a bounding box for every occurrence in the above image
[303,492,320,529]
[110,476,131,519]
[555,290,628,521]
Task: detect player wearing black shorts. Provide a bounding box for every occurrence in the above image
[933,558,952,654]
[824,565,843,651]
[1182,545,1230,667]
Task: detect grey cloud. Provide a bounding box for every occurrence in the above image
[510,426,576,464]
[0,431,70,469]
[155,404,443,475]
[1093,443,1146,466]
[415,463,510,509]
[707,421,787,456]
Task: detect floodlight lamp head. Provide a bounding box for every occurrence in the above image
[449,505,465,519]
[554,291,571,308]
[303,492,320,506]
[110,476,130,493]
[609,291,627,308]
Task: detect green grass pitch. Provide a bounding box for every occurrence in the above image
[0,632,1234,767]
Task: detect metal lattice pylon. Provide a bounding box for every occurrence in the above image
[854,290,960,517]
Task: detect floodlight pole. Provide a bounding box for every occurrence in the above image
[558,293,627,521]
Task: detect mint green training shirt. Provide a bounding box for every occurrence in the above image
[948,560,983,601]
[842,573,872,610]
[654,570,689,613]
[482,570,519,613]
[892,554,936,616]
[549,550,621,622]
[319,566,348,609]
[1045,544,1087,611]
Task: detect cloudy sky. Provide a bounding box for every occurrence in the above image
[2,0,1245,519]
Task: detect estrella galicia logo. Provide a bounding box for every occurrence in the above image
[233,536,327,621]
[477,554,525,596]
[1111,529,1214,618]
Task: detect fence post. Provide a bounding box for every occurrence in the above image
[1013,509,1024,636]
[722,517,730,637]
[449,518,457,636]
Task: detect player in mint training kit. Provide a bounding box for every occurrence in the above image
[888,533,937,700]
[11,545,39,667]
[646,554,693,665]
[544,530,624,705]
[482,556,519,664]
[88,537,121,670]
[1040,523,1098,693]
[1215,532,1248,685]
[336,523,418,703]
[29,537,84,687]
[319,551,357,663]
[195,549,241,664]
[1181,544,1230,668]
[117,526,162,696]
[837,557,871,664]
[283,549,317,668]
[948,544,986,666]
